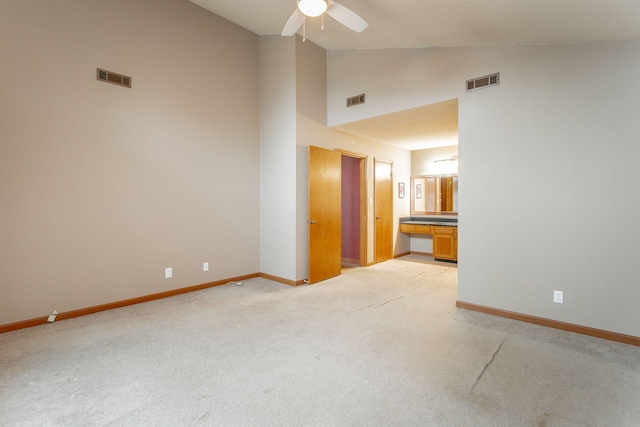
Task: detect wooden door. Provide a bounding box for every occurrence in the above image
[308,146,342,284]
[374,159,393,263]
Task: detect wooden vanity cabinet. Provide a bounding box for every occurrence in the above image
[400,222,458,262]
[432,226,457,261]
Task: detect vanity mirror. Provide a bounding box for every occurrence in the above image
[411,175,458,214]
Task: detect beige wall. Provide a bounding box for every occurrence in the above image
[0,0,260,325]
[328,41,640,337]
[295,36,327,280]
[259,36,298,281]
[258,34,413,283]
[296,37,328,126]
[294,38,411,274]
[296,116,412,267]
[412,146,459,176]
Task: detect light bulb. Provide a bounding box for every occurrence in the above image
[298,0,327,17]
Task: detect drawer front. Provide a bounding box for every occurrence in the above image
[399,224,416,233]
[414,225,432,234]
[433,226,455,235]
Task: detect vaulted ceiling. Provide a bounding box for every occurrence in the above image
[190,0,640,50]
[189,0,640,150]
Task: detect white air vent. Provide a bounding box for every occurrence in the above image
[347,93,365,107]
[97,68,132,88]
[466,73,499,92]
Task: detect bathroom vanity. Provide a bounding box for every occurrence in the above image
[399,217,458,262]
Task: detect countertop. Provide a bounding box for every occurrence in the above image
[399,216,458,227]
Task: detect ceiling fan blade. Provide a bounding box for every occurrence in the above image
[326,1,368,33]
[282,9,304,36]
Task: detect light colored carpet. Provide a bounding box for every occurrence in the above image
[1,257,639,426]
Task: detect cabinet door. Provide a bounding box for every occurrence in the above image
[433,226,457,261]
[454,227,458,261]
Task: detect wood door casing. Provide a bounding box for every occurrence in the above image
[374,159,393,263]
[308,146,342,284]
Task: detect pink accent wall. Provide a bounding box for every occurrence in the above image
[341,156,360,260]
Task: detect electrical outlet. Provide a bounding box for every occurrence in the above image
[203,262,209,272]
[165,267,172,279]
[47,310,57,323]
[553,290,563,304]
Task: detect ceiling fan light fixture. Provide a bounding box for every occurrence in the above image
[298,0,327,17]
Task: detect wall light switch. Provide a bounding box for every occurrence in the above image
[553,290,563,304]
[165,267,172,279]
[203,262,209,272]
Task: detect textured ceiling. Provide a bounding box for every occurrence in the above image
[333,100,458,151]
[190,0,640,50]
[189,0,640,151]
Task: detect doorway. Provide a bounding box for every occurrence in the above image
[307,147,367,284]
[340,152,367,267]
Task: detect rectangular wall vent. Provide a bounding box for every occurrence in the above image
[346,93,365,107]
[97,68,132,88]
[466,73,499,92]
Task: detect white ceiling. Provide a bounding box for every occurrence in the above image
[189,0,640,150]
[333,99,458,151]
[190,0,640,50]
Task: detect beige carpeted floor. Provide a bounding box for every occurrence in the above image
[1,256,639,426]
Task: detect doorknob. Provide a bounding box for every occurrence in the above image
[307,219,317,224]
[375,216,381,220]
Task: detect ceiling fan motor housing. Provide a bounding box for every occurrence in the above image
[298,0,328,17]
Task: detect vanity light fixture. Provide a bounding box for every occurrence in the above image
[434,155,459,163]
[433,155,459,174]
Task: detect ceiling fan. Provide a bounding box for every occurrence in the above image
[281,0,368,38]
